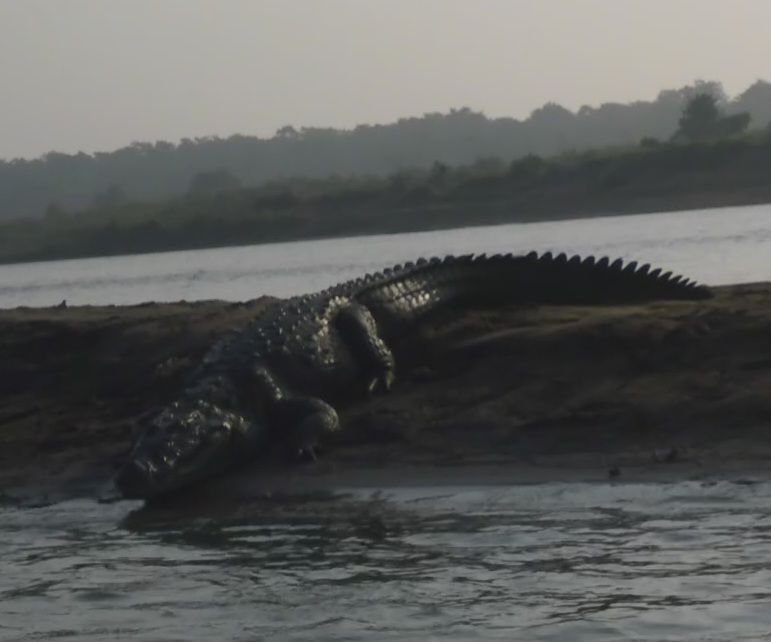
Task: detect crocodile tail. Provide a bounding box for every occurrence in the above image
[356,251,711,322]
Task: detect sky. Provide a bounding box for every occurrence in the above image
[1,0,769,160]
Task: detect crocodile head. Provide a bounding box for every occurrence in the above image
[115,398,259,500]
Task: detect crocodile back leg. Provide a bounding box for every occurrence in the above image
[334,302,396,394]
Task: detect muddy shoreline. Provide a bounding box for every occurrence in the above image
[2,283,771,504]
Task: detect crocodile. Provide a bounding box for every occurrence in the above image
[115,251,710,499]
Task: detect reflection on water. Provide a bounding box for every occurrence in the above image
[3,482,771,641]
[2,203,771,308]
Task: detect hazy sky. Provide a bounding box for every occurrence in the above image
[1,0,769,160]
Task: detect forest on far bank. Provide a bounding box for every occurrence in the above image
[2,79,771,222]
[3,98,771,265]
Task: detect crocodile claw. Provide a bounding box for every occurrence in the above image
[297,445,318,462]
[367,371,395,395]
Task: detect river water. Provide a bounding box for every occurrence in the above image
[3,482,771,641]
[3,205,771,641]
[2,203,771,308]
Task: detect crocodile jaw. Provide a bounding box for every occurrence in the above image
[115,400,258,499]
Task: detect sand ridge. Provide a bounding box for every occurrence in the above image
[1,283,770,502]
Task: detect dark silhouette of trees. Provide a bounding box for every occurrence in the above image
[187,169,242,196]
[677,94,721,141]
[92,184,127,209]
[6,132,771,265]
[275,125,300,139]
[732,80,771,126]
[714,113,751,138]
[675,94,750,142]
[1,79,770,221]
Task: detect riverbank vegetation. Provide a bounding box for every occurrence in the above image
[1,132,770,264]
[2,90,771,264]
[2,79,770,221]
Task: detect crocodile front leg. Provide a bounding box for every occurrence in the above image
[251,364,339,460]
[269,396,340,460]
[334,302,396,394]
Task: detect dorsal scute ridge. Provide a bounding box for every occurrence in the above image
[336,250,709,301]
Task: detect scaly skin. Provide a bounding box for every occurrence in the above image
[115,251,710,499]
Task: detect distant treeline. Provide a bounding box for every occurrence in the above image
[4,130,771,265]
[2,79,771,221]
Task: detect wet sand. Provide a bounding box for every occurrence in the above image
[2,283,771,504]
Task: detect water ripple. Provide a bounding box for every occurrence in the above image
[2,483,771,640]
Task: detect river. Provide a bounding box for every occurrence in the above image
[3,482,771,641]
[2,203,771,308]
[2,205,771,641]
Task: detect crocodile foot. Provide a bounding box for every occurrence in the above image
[270,396,340,462]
